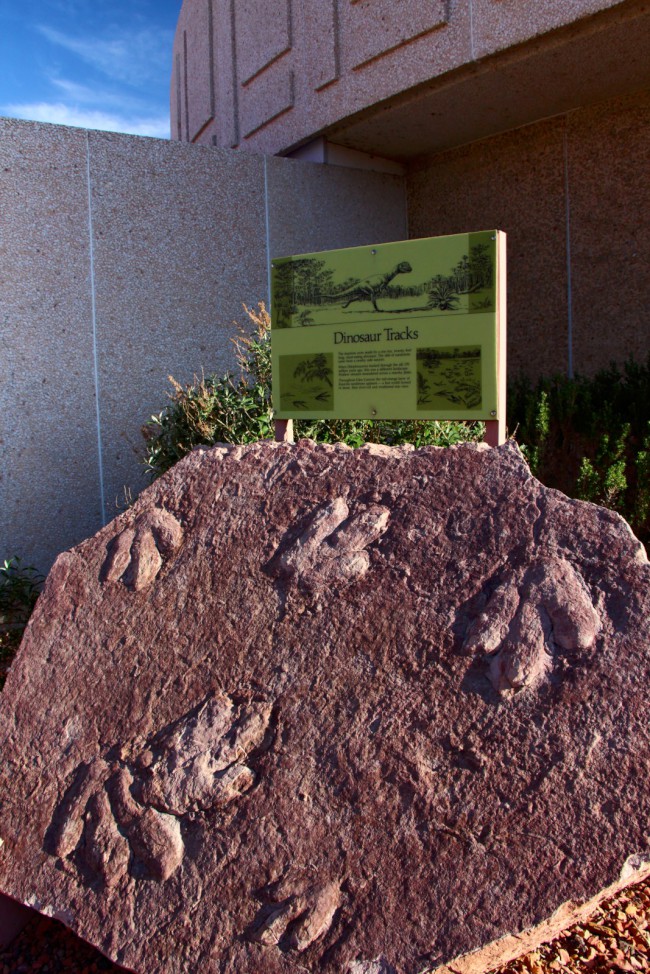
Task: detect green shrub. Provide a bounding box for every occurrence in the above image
[142,303,485,479]
[0,557,44,690]
[0,557,43,626]
[634,425,650,526]
[509,360,650,544]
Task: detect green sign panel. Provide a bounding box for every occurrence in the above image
[271,230,505,421]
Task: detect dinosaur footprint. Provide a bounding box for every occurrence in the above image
[270,497,390,594]
[47,759,184,887]
[106,767,184,882]
[79,788,131,889]
[250,881,341,952]
[139,694,272,815]
[102,507,183,591]
[463,556,600,694]
[45,693,272,887]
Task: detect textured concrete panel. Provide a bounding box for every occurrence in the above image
[213,0,238,148]
[0,119,103,572]
[286,1,470,154]
[171,49,182,141]
[172,0,471,155]
[309,0,339,91]
[183,0,215,141]
[86,133,268,513]
[235,0,292,83]
[265,154,407,261]
[407,117,569,388]
[239,58,294,139]
[567,90,650,375]
[340,0,448,69]
[472,0,628,60]
[235,0,294,138]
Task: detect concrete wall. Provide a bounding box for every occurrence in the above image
[0,117,407,573]
[170,0,643,157]
[406,88,650,379]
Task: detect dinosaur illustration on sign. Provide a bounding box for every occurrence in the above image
[271,233,495,328]
[325,261,413,312]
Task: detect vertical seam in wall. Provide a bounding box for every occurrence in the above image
[230,0,240,146]
[208,0,216,119]
[85,133,107,526]
[333,0,341,79]
[175,53,183,140]
[183,31,190,142]
[563,123,574,378]
[469,0,476,61]
[263,156,273,307]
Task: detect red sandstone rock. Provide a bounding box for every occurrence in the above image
[0,440,648,974]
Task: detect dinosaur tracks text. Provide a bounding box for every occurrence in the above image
[333,325,419,344]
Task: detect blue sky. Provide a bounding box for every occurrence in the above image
[0,0,181,138]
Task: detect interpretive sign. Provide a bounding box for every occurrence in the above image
[271,230,506,424]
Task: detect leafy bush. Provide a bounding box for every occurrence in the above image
[509,359,650,544]
[0,557,44,689]
[142,303,485,479]
[0,557,43,625]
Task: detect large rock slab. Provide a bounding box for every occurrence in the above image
[0,440,649,974]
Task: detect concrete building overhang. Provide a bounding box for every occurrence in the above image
[172,0,650,168]
[289,0,650,166]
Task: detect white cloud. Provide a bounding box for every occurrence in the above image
[49,76,158,114]
[37,24,174,89]
[2,101,170,139]
[49,77,112,103]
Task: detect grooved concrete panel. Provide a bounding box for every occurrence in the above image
[172,0,472,153]
[171,48,183,142]
[0,120,102,573]
[340,0,448,70]
[171,0,630,156]
[472,0,629,59]
[407,117,569,385]
[294,0,469,139]
[235,0,291,83]
[213,0,239,149]
[567,90,650,374]
[183,0,215,142]
[239,57,294,140]
[309,0,339,92]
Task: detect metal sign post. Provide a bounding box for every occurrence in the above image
[274,418,294,443]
